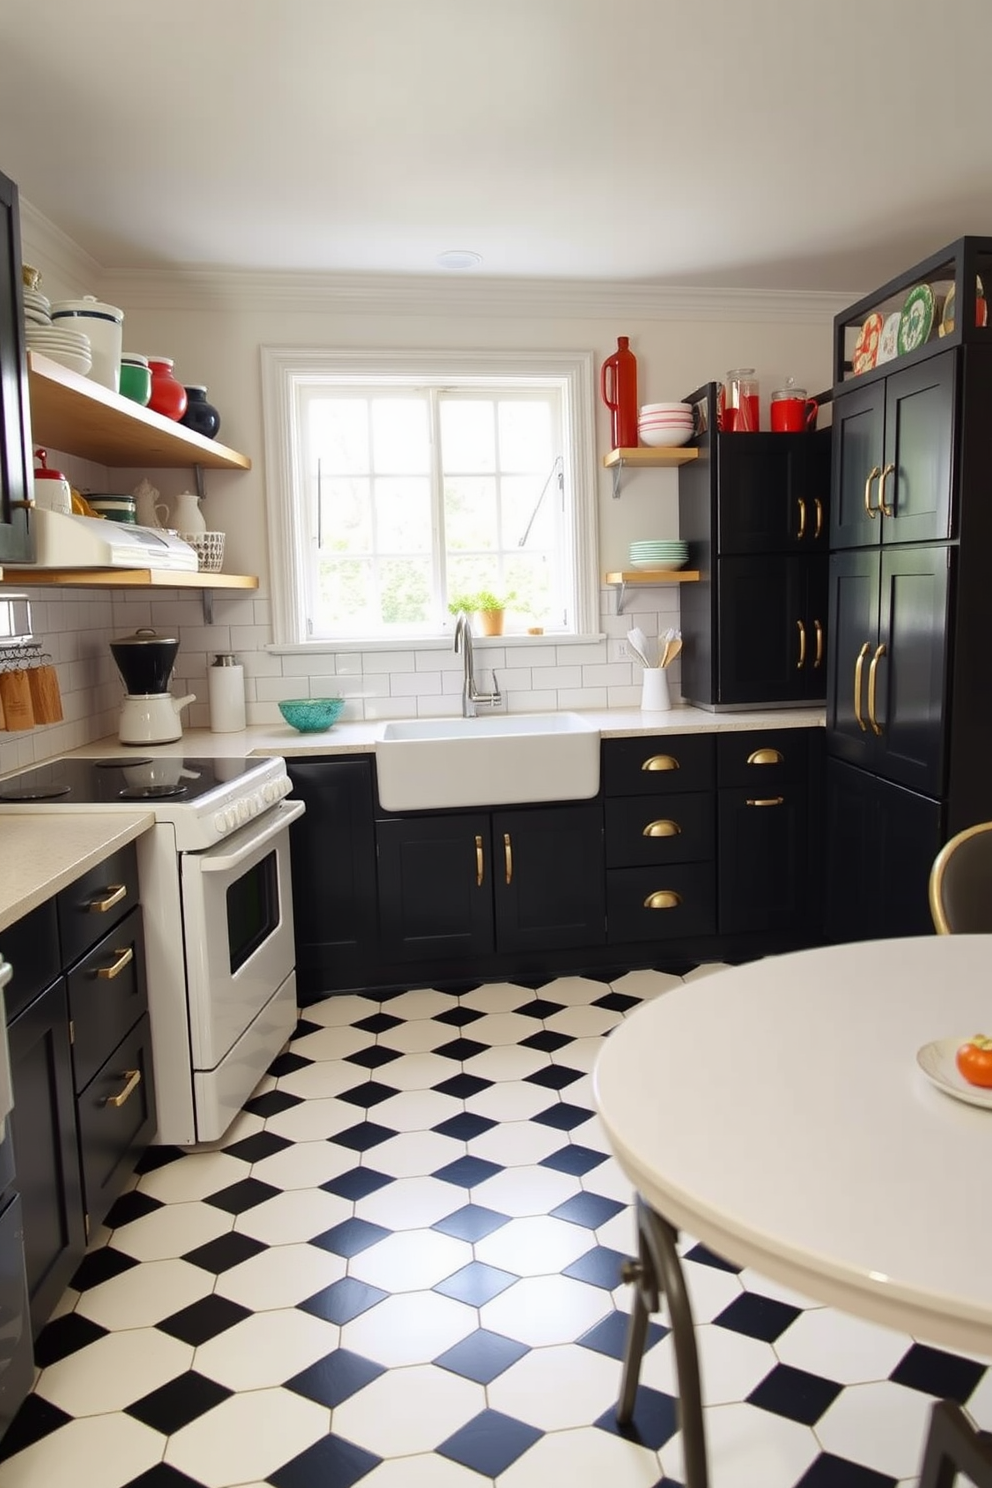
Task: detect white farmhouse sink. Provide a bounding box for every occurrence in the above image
[375,712,601,811]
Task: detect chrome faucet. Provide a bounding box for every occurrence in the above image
[453,611,502,718]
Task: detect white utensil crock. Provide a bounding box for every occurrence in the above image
[641,668,671,711]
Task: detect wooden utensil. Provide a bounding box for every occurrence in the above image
[663,638,683,667]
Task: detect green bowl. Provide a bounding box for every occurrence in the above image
[278,697,345,732]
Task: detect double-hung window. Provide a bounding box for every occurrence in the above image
[261,349,598,647]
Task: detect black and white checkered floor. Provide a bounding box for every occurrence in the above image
[1,966,989,1488]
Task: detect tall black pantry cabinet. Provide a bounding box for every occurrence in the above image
[824,237,992,941]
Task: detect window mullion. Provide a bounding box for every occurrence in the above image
[429,387,448,625]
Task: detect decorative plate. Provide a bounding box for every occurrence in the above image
[916,1037,992,1109]
[853,312,884,375]
[898,284,936,354]
[876,311,902,364]
[939,283,956,337]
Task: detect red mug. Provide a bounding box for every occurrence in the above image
[770,393,818,433]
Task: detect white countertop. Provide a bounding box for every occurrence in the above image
[0,813,153,936]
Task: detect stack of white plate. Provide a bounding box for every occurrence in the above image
[23,288,52,327]
[638,402,694,449]
[24,322,92,376]
[629,539,689,572]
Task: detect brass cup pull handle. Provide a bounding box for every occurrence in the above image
[796,496,807,542]
[796,619,806,669]
[867,642,886,736]
[746,747,783,766]
[105,1069,141,1108]
[641,755,679,772]
[643,890,682,910]
[814,619,824,668]
[642,819,680,837]
[814,497,823,541]
[88,883,127,913]
[97,946,134,980]
[746,796,784,807]
[878,461,896,518]
[864,464,882,518]
[503,832,513,885]
[854,641,871,732]
[475,834,484,887]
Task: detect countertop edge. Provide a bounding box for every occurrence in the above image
[0,812,154,936]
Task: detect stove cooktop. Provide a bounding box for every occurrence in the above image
[0,756,262,805]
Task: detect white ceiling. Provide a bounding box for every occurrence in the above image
[4,0,992,293]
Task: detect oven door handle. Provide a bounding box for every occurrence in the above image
[198,798,306,872]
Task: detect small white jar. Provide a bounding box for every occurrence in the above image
[208,653,246,733]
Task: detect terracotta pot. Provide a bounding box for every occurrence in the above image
[476,608,504,636]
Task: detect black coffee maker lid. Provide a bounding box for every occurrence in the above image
[111,627,179,647]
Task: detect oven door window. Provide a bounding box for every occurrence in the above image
[226,849,280,974]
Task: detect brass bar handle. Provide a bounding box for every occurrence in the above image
[854,641,871,732]
[643,890,682,910]
[796,497,807,542]
[475,834,484,887]
[641,754,679,771]
[642,819,681,837]
[746,747,783,765]
[88,884,127,914]
[863,464,881,518]
[814,498,823,541]
[878,461,896,518]
[746,796,785,807]
[105,1069,141,1109]
[796,619,806,669]
[867,642,886,736]
[814,619,824,668]
[503,832,513,886]
[97,946,134,981]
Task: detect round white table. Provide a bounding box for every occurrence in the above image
[593,936,992,1487]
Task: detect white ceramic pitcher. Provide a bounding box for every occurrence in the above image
[133,478,170,529]
[171,490,205,533]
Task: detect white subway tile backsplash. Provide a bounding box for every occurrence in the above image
[390,671,441,697]
[531,665,582,690]
[581,662,633,688]
[504,645,554,669]
[558,686,609,709]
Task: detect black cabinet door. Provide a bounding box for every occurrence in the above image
[873,545,951,796]
[826,549,882,768]
[717,433,830,554]
[824,760,943,943]
[717,555,827,704]
[286,758,378,996]
[717,787,813,937]
[8,980,85,1337]
[831,380,886,549]
[376,814,494,962]
[77,1014,157,1235]
[493,806,605,954]
[881,352,955,546]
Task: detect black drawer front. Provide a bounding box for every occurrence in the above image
[67,908,146,1094]
[606,863,716,942]
[77,1014,156,1234]
[603,734,715,797]
[717,729,811,790]
[605,793,714,868]
[1,900,60,1022]
[57,843,140,968]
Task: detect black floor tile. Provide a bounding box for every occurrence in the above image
[156,1294,252,1346]
[889,1342,986,1404]
[103,1190,164,1229]
[432,1111,497,1141]
[518,998,566,1020]
[202,1176,281,1214]
[0,1394,72,1464]
[434,1329,529,1384]
[435,1037,490,1062]
[70,1245,139,1291]
[292,1018,325,1038]
[521,1029,574,1053]
[268,1432,381,1488]
[321,1167,393,1201]
[593,991,642,1012]
[181,1232,266,1274]
[747,1362,843,1426]
[432,1204,511,1242]
[333,1121,399,1152]
[532,1101,594,1131]
[344,1045,403,1070]
[434,1261,517,1306]
[338,1080,401,1109]
[551,1191,625,1229]
[299,1277,388,1325]
[683,1241,742,1273]
[437,1408,542,1477]
[795,1454,899,1488]
[541,1143,608,1176]
[596,1385,679,1451]
[132,1145,187,1175]
[433,1006,485,1027]
[312,1217,392,1258]
[432,1153,504,1188]
[354,1012,402,1034]
[284,1348,385,1407]
[433,1073,493,1100]
[243,1088,302,1117]
[125,1371,231,1433]
[563,1245,629,1290]
[268,1050,312,1077]
[34,1311,108,1366]
[122,1465,206,1487]
[578,1309,667,1360]
[223,1130,292,1163]
[525,1065,583,1090]
[714,1290,802,1343]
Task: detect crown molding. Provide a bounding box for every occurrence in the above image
[18,198,104,289]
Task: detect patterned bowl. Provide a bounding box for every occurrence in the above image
[179,530,225,572]
[278,697,345,732]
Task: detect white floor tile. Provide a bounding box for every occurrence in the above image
[610,968,684,1001]
[379,1021,459,1055]
[463,1044,551,1082]
[165,1386,329,1487]
[233,1187,351,1245]
[249,1136,357,1190]
[550,1036,605,1073]
[73,1256,213,1330]
[467,1119,564,1167]
[263,1093,365,1142]
[471,1164,581,1217]
[330,1363,484,1456]
[774,1305,914,1383]
[0,1411,165,1487]
[464,1011,541,1046]
[815,1378,935,1480]
[276,1058,373,1100]
[642,1323,778,1404]
[361,1454,488,1488]
[194,1307,340,1390]
[355,1174,469,1230]
[463,1079,555,1122]
[681,1256,745,1322]
[581,1158,637,1205]
[372,1088,463,1132]
[372,1129,465,1178]
[36,1327,193,1416]
[341,1289,476,1367]
[383,988,459,1020]
[109,1200,232,1262]
[480,1274,611,1346]
[371,1051,460,1090]
[349,1228,473,1291]
[214,1241,346,1310]
[302,993,376,1027]
[660,1401,819,1488]
[475,1214,593,1275]
[460,982,537,1013]
[497,1424,661,1487]
[135,1149,248,1204]
[289,1023,375,1060]
[487,1342,624,1430]
[535,975,611,1007]
[546,1004,623,1038]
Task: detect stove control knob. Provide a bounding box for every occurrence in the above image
[214,812,228,835]
[238,800,249,824]
[264,783,278,803]
[249,796,259,816]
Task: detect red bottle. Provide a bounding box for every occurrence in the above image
[147,357,188,421]
[600,336,639,449]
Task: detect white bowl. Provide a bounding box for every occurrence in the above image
[640,402,692,415]
[639,426,693,448]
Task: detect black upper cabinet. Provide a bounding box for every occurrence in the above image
[717,554,827,705]
[830,353,955,550]
[0,168,33,562]
[716,434,830,554]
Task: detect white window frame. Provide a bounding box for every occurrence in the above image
[260,347,599,649]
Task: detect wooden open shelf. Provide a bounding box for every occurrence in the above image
[605,569,700,615]
[27,352,252,471]
[602,447,699,469]
[0,568,258,591]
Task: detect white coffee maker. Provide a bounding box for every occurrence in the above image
[110,627,195,745]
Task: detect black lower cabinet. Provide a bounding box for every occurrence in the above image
[8,979,85,1336]
[377,813,494,962]
[824,758,943,943]
[76,1015,156,1231]
[717,787,813,937]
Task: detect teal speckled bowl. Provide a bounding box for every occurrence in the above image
[278,697,345,732]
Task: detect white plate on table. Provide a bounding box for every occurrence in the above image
[916,1036,992,1108]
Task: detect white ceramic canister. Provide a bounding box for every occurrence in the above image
[49,296,124,392]
[170,490,206,534]
[208,653,246,733]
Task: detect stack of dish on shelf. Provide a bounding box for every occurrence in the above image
[629,539,688,571]
[637,402,694,448]
[851,275,988,377]
[22,286,92,375]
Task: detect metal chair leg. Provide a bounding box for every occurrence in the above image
[918,1398,992,1488]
